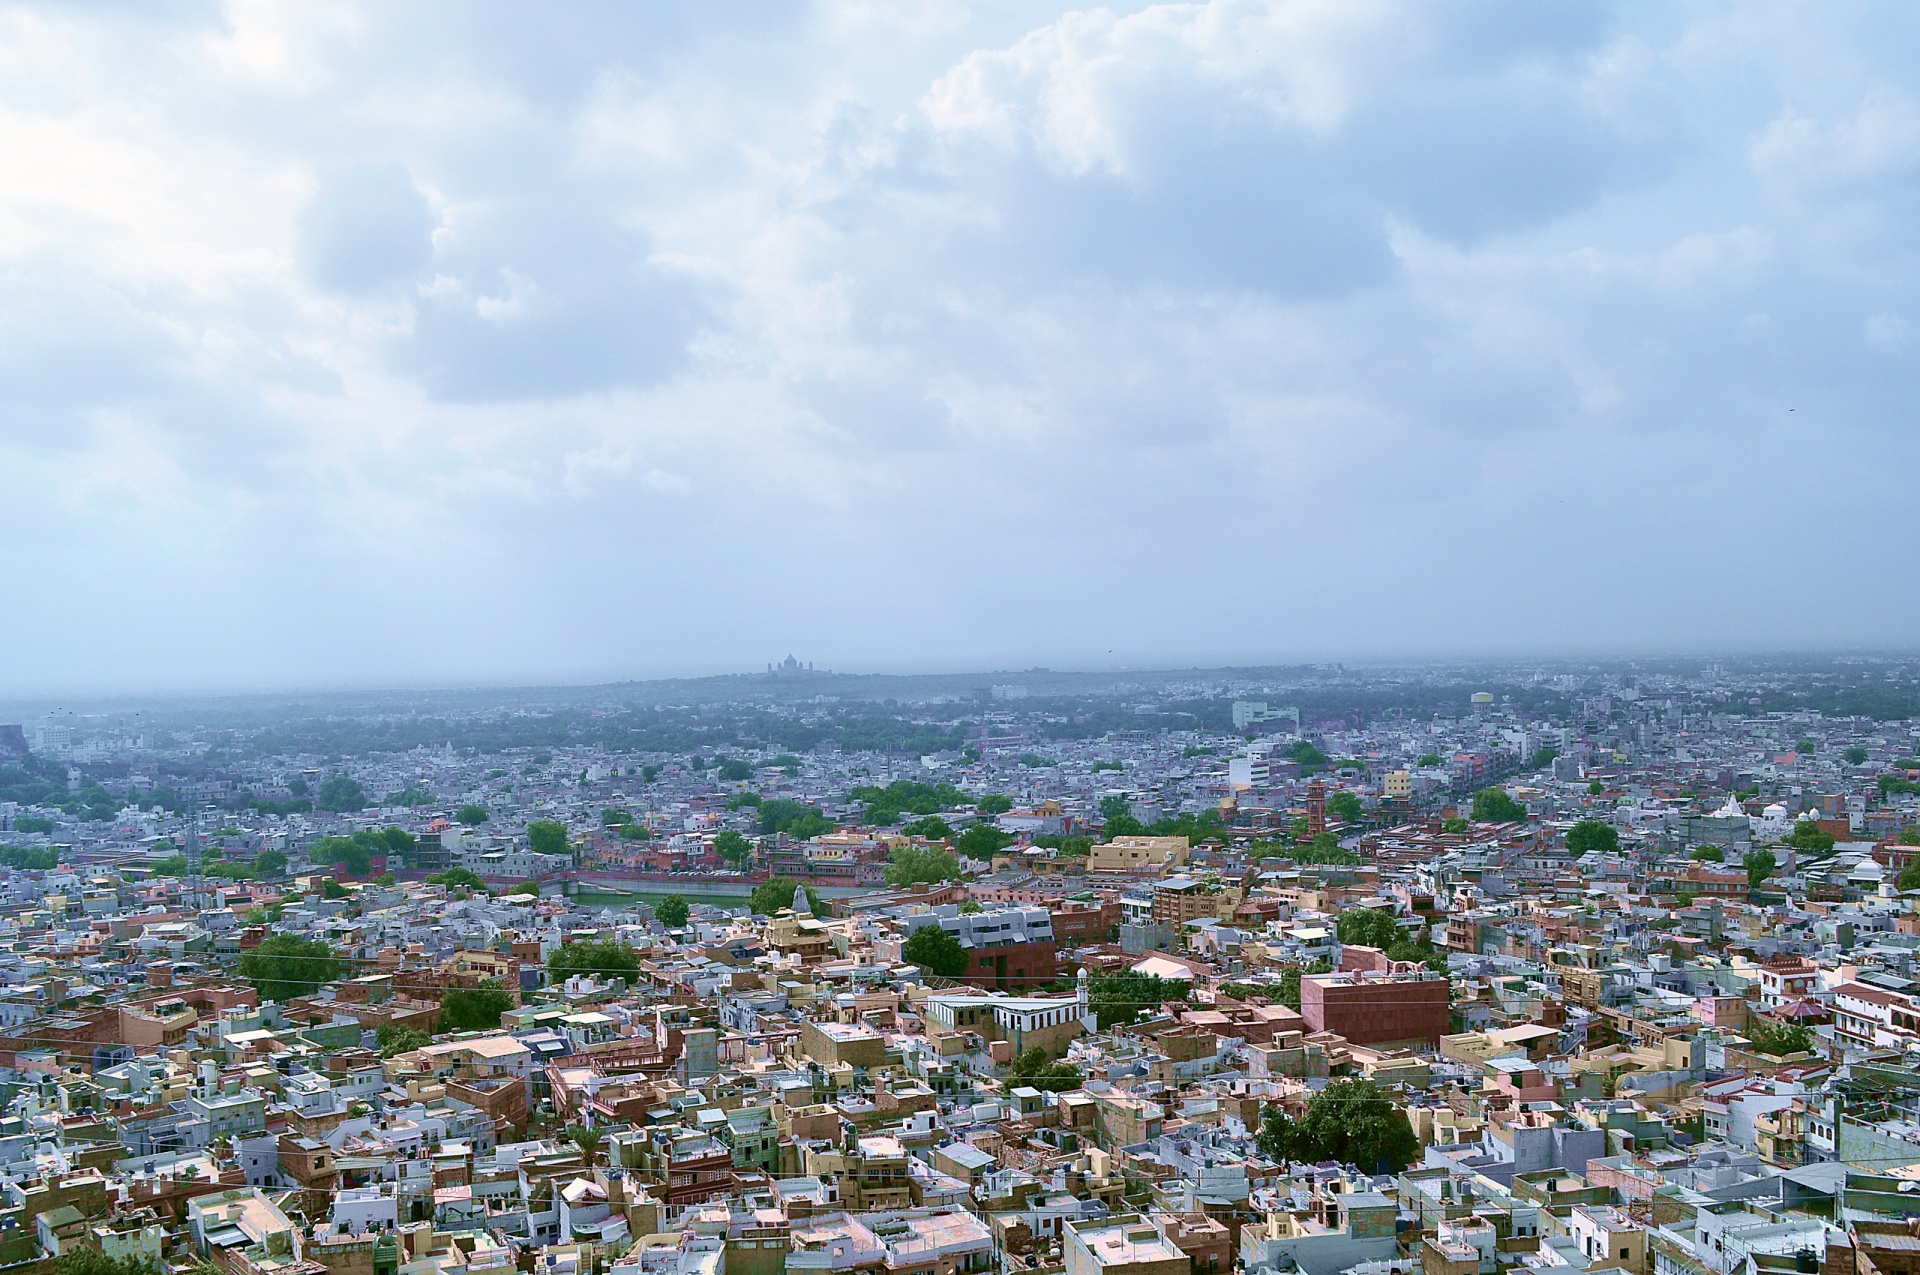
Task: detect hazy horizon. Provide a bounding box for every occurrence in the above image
[4,2,1918,694]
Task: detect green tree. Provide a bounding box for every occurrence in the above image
[317,776,368,812]
[309,835,373,877]
[321,878,348,900]
[427,868,487,890]
[1326,791,1364,826]
[567,1125,605,1166]
[901,815,954,841]
[54,1249,161,1275]
[547,940,640,985]
[1691,847,1725,862]
[1264,1079,1418,1172]
[1417,753,1442,767]
[1901,826,1920,846]
[456,804,488,826]
[977,794,1014,815]
[655,895,690,927]
[1471,787,1527,823]
[235,934,341,1001]
[1747,1018,1814,1057]
[1284,740,1329,768]
[1087,971,1189,1029]
[1530,746,1559,770]
[1743,846,1778,889]
[713,829,754,868]
[1256,1103,1298,1162]
[758,800,832,839]
[958,899,983,914]
[1441,817,1468,834]
[377,1024,431,1057]
[1007,1047,1081,1092]
[1335,908,1401,950]
[955,824,1014,860]
[1783,821,1835,853]
[527,820,570,857]
[378,826,416,858]
[254,848,288,876]
[1897,858,1920,891]
[1845,746,1869,765]
[1098,794,1133,823]
[1565,820,1619,858]
[717,758,754,782]
[1588,780,1605,795]
[749,876,823,915]
[902,923,970,978]
[441,980,515,1032]
[885,843,962,887]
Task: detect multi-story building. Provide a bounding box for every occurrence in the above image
[1300,971,1450,1048]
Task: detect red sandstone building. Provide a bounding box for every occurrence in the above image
[1300,971,1449,1048]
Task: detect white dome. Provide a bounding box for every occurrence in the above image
[1763,803,1788,819]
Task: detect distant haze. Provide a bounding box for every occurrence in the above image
[2,2,1918,695]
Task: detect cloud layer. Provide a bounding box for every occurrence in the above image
[2,0,1917,693]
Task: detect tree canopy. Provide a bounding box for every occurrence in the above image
[852,779,968,825]
[885,843,962,888]
[1335,908,1401,950]
[977,794,1013,814]
[309,835,373,877]
[713,829,753,868]
[1255,1078,1418,1173]
[456,804,488,826]
[317,776,368,812]
[527,820,569,857]
[1470,787,1528,824]
[376,1024,431,1057]
[235,934,341,1001]
[1743,846,1778,889]
[547,939,640,984]
[901,815,954,841]
[749,876,823,915]
[1747,1018,1814,1057]
[1087,970,1189,1029]
[901,923,970,978]
[757,799,832,839]
[1326,790,1364,825]
[441,980,515,1033]
[955,824,1014,860]
[1565,819,1619,858]
[654,894,690,927]
[1007,1047,1082,1092]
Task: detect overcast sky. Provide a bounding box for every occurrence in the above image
[2,0,1917,694]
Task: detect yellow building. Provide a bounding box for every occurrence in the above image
[1089,837,1189,875]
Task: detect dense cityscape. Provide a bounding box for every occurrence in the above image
[0,655,1917,1275]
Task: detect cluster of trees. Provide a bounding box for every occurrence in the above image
[1098,797,1229,844]
[713,829,753,867]
[1470,787,1528,824]
[885,843,962,888]
[1565,819,1619,857]
[654,895,690,926]
[1007,1047,1081,1092]
[527,820,569,857]
[427,868,488,890]
[0,846,59,870]
[235,935,342,1001]
[901,923,970,977]
[956,824,1013,860]
[851,780,970,825]
[1087,970,1190,1029]
[1255,1079,1419,1173]
[441,979,515,1032]
[748,876,823,915]
[1282,740,1329,770]
[547,939,640,984]
[311,826,417,876]
[316,776,369,812]
[1326,790,1363,825]
[1336,908,1448,973]
[1746,1018,1815,1057]
[1783,821,1835,853]
[376,1024,430,1057]
[756,799,832,839]
[601,808,650,840]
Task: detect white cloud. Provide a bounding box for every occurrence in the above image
[1,0,1919,692]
